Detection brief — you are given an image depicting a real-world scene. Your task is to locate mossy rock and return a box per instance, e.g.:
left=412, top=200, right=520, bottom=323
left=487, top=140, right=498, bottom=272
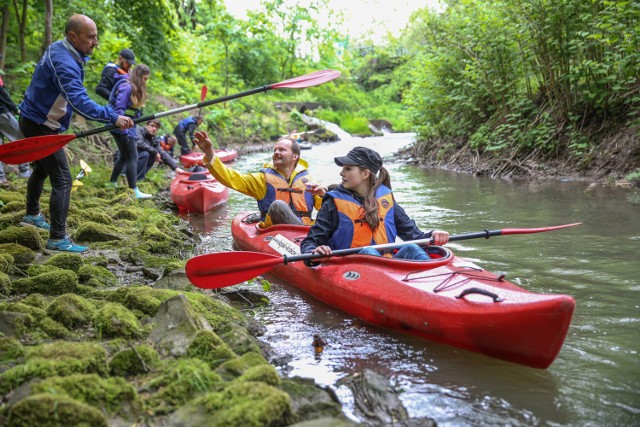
left=108, top=286, right=179, bottom=317
left=186, top=330, right=237, bottom=369
left=44, top=252, right=84, bottom=272
left=233, top=364, right=281, bottom=387
left=215, top=351, right=269, bottom=381
left=6, top=393, right=108, bottom=427
left=31, top=373, right=143, bottom=420
left=78, top=208, right=113, bottom=225
left=0, top=302, right=47, bottom=322
left=167, top=381, right=293, bottom=427
left=46, top=293, right=96, bottom=328
left=19, top=293, right=48, bottom=309
left=38, top=317, right=70, bottom=338
left=26, top=264, right=64, bottom=277
left=183, top=292, right=246, bottom=331
left=0, top=200, right=23, bottom=213
left=0, top=243, right=36, bottom=266
left=218, top=323, right=262, bottom=356
left=113, top=205, right=143, bottom=220
left=109, top=344, right=160, bottom=377
left=0, top=341, right=109, bottom=394
left=0, top=271, right=10, bottom=296
left=77, top=264, right=117, bottom=287
left=11, top=270, right=78, bottom=296
left=93, top=302, right=144, bottom=339
left=74, top=221, right=123, bottom=242
left=0, top=225, right=45, bottom=250
left=0, top=252, right=15, bottom=274
left=143, top=358, right=223, bottom=415
left=0, top=336, right=24, bottom=362
left=0, top=190, right=26, bottom=204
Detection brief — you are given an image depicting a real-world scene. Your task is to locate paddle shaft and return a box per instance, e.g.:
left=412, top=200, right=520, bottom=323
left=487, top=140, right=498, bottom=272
left=76, top=85, right=272, bottom=138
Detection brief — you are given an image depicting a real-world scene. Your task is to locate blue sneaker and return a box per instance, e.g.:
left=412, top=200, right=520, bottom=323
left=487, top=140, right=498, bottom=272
left=46, top=236, right=89, bottom=253
left=21, top=213, right=51, bottom=231
left=134, top=187, right=152, bottom=199
left=18, top=170, right=32, bottom=179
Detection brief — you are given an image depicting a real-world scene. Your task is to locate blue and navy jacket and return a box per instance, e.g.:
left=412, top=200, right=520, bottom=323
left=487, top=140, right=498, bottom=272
left=174, top=116, right=199, bottom=140
left=19, top=39, right=119, bottom=132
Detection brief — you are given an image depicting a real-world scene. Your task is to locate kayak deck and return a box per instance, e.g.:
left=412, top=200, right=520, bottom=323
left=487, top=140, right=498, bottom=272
left=170, top=171, right=229, bottom=213
left=231, top=212, right=575, bottom=368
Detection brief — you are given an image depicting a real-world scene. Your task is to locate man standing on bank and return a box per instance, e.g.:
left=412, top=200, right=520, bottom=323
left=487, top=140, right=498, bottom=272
left=19, top=14, right=134, bottom=253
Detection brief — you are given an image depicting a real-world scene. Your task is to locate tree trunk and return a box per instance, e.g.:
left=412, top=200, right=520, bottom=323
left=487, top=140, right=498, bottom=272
left=12, top=0, right=28, bottom=62
left=0, top=5, right=9, bottom=69
left=42, top=0, right=53, bottom=53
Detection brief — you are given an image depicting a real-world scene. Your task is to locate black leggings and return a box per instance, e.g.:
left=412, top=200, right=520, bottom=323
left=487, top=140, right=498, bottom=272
left=19, top=116, right=71, bottom=240
left=109, top=132, right=138, bottom=189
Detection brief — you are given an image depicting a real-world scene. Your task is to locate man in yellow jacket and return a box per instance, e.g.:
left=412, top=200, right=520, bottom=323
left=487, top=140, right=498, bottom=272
left=192, top=131, right=326, bottom=227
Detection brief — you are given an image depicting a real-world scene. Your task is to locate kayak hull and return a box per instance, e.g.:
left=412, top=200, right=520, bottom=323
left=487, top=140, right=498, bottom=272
left=170, top=171, right=229, bottom=214
left=180, top=149, right=238, bottom=168
left=231, top=211, right=575, bottom=369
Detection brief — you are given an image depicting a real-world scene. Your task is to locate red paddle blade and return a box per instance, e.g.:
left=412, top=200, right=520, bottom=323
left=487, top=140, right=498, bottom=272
left=501, top=222, right=582, bottom=235
left=200, top=85, right=208, bottom=102
left=271, top=69, right=341, bottom=89
left=0, top=133, right=77, bottom=164
left=186, top=251, right=284, bottom=289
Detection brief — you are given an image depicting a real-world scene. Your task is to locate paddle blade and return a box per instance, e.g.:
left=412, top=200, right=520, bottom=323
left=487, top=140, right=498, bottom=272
left=200, top=85, right=208, bottom=102
left=0, top=134, right=77, bottom=164
left=271, top=70, right=341, bottom=89
left=186, top=251, right=284, bottom=289
left=501, top=222, right=582, bottom=235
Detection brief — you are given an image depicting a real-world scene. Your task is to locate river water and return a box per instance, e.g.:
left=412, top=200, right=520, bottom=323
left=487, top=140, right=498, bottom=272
left=183, top=133, right=640, bottom=426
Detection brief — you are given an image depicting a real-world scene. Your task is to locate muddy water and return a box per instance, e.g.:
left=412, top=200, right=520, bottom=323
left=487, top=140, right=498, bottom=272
left=186, top=134, right=640, bottom=426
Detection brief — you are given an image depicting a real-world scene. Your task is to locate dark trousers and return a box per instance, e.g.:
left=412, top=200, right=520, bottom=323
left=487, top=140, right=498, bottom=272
left=109, top=132, right=138, bottom=189
left=136, top=151, right=155, bottom=180
left=174, top=129, right=190, bottom=155
left=19, top=116, right=70, bottom=239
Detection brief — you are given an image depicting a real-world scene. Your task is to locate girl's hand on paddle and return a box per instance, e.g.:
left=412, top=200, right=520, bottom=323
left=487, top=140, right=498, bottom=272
left=116, top=116, right=134, bottom=129
left=193, top=131, right=216, bottom=162
left=431, top=230, right=449, bottom=246
left=312, top=245, right=332, bottom=256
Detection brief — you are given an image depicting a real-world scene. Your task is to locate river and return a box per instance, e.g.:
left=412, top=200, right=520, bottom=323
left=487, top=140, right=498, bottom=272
left=182, top=133, right=640, bottom=426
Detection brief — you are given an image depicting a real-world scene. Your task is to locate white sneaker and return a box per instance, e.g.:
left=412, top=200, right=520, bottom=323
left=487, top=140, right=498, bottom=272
left=134, top=187, right=152, bottom=199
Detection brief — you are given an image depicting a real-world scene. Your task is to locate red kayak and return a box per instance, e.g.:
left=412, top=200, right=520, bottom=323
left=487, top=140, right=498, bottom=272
left=230, top=211, right=575, bottom=369
left=180, top=149, right=238, bottom=168
left=170, top=171, right=229, bottom=214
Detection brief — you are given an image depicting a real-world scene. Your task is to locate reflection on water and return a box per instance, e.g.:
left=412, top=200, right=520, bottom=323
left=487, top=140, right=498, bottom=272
left=184, top=133, right=640, bottom=426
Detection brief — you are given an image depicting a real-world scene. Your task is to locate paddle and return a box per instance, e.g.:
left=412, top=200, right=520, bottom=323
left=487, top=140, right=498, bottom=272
left=186, top=222, right=581, bottom=289
left=0, top=69, right=341, bottom=164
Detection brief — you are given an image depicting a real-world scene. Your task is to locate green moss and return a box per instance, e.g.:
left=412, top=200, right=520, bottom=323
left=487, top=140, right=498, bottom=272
left=0, top=252, right=14, bottom=274
left=38, top=317, right=70, bottom=338
left=0, top=190, right=25, bottom=204
left=0, top=243, right=36, bottom=266
left=80, top=208, right=113, bottom=225
left=77, top=264, right=117, bottom=287
left=32, top=373, right=143, bottom=419
left=144, top=358, right=223, bottom=415
left=215, top=351, right=269, bottom=381
left=0, top=271, right=10, bottom=295
left=109, top=344, right=160, bottom=377
left=0, top=200, right=23, bottom=213
left=46, top=293, right=96, bottom=328
left=93, top=302, right=143, bottom=339
left=218, top=323, right=262, bottom=355
left=0, top=337, right=24, bottom=362
left=74, top=221, right=123, bottom=242
left=183, top=292, right=245, bottom=331
left=172, top=381, right=292, bottom=427
left=234, top=364, right=281, bottom=387
left=7, top=393, right=108, bottom=427
left=186, top=330, right=237, bottom=369
left=0, top=225, right=45, bottom=250
left=44, top=252, right=84, bottom=273
left=26, top=264, right=64, bottom=277
left=113, top=205, right=143, bottom=220
left=0, top=342, right=108, bottom=394
left=108, top=286, right=179, bottom=316
left=20, top=293, right=48, bottom=309
left=11, top=270, right=78, bottom=295
left=0, top=302, right=47, bottom=321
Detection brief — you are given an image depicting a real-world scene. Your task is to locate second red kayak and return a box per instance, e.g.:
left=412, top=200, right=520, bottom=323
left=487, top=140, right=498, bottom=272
left=170, top=170, right=229, bottom=214
left=180, top=149, right=238, bottom=168
left=229, top=211, right=575, bottom=369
